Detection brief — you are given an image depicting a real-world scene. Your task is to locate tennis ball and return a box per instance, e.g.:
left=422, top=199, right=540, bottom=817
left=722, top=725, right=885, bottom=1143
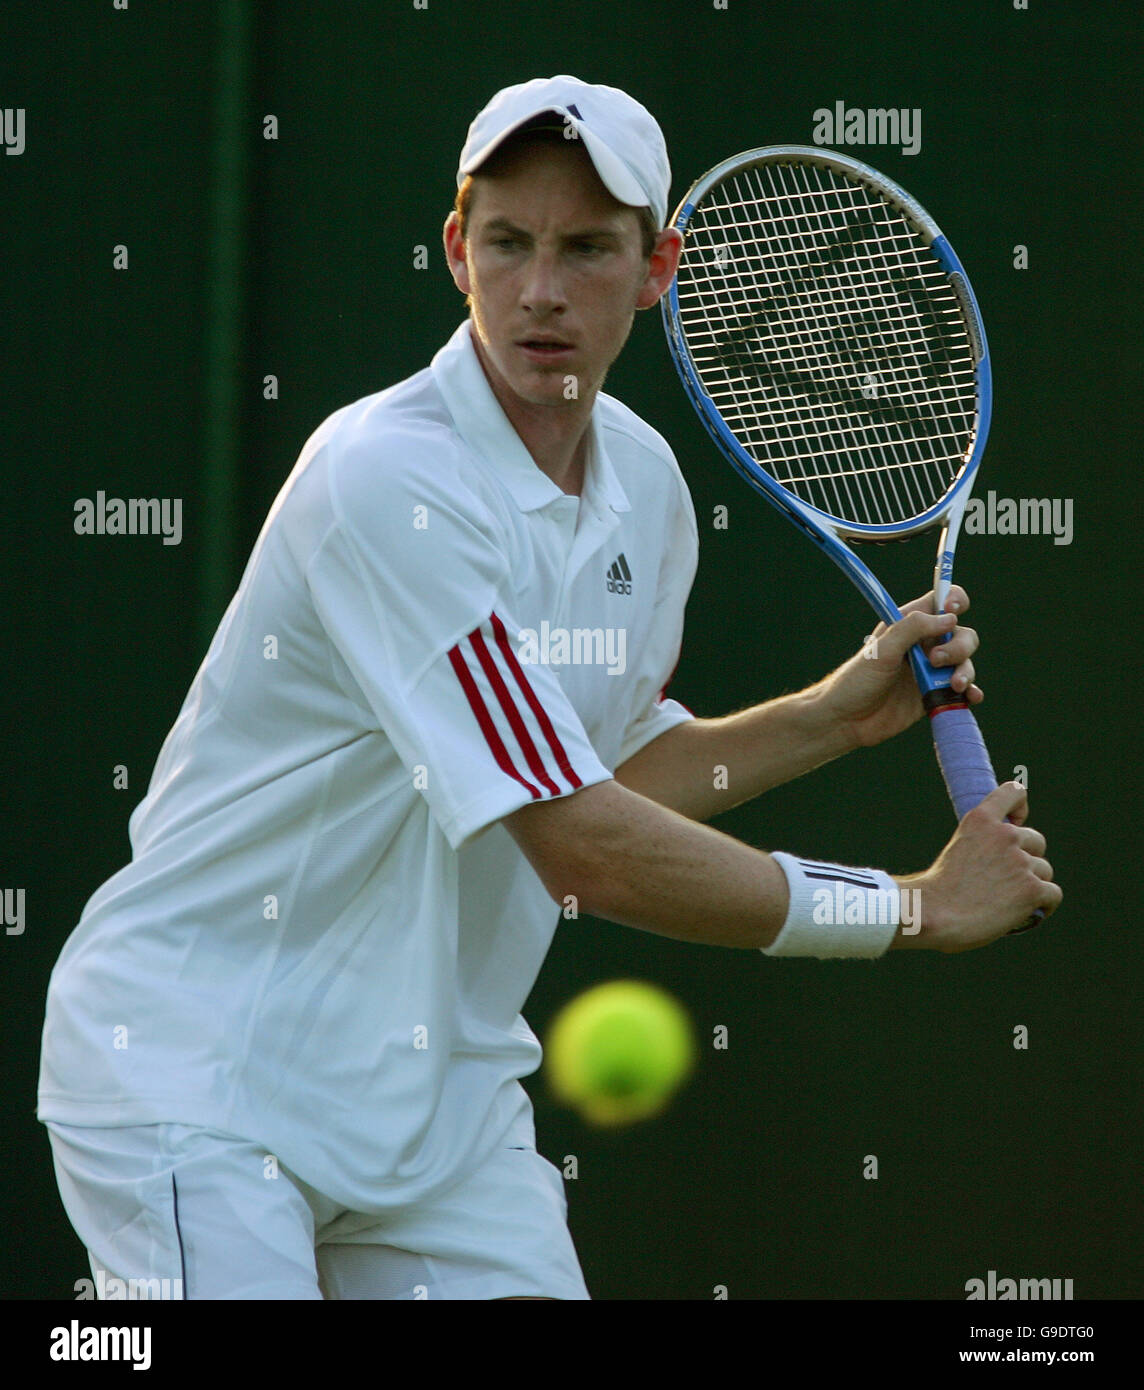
left=544, top=980, right=696, bottom=1127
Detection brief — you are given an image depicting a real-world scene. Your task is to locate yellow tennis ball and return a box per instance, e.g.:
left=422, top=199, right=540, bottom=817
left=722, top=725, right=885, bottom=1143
left=545, top=980, right=696, bottom=1127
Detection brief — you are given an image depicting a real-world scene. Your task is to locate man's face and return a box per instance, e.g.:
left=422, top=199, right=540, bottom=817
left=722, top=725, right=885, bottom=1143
left=445, top=141, right=674, bottom=411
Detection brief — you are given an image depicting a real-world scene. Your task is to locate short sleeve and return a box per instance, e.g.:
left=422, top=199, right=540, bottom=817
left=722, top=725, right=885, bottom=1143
left=304, top=439, right=613, bottom=848
left=616, top=466, right=699, bottom=767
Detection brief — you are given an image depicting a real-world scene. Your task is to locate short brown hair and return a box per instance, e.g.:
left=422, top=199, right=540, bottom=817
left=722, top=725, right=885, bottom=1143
left=453, top=120, right=660, bottom=260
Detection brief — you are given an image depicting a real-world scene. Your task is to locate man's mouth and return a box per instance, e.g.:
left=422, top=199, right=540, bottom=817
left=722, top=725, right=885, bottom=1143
left=516, top=338, right=574, bottom=356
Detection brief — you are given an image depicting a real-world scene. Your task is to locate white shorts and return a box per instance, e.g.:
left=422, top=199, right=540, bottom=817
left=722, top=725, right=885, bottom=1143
left=45, top=1121, right=590, bottom=1300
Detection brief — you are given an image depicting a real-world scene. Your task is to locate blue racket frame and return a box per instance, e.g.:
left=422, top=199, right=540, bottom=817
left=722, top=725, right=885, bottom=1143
left=662, top=151, right=991, bottom=700
left=662, top=147, right=1013, bottom=831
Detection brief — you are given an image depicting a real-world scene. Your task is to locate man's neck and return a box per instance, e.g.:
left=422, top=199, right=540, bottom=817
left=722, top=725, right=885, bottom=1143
left=471, top=330, right=594, bottom=497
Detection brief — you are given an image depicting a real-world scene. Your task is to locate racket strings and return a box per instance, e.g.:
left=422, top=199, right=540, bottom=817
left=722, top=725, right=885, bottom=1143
left=676, top=160, right=978, bottom=527
left=754, top=161, right=957, bottom=525
left=724, top=163, right=952, bottom=525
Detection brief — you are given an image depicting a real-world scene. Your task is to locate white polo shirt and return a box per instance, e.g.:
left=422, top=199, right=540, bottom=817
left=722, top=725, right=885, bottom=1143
left=38, top=319, right=699, bottom=1213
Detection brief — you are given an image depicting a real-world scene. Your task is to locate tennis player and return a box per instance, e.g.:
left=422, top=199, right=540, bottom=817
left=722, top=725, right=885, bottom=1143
left=38, top=76, right=1059, bottom=1302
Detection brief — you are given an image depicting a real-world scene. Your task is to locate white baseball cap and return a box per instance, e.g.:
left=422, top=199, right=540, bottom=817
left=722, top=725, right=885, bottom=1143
left=457, top=75, right=671, bottom=229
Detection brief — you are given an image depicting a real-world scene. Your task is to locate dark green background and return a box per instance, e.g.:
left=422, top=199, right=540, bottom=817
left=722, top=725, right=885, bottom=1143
left=3, top=0, right=1139, bottom=1301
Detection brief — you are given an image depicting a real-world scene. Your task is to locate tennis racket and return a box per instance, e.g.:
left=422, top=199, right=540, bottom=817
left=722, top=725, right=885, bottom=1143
left=663, top=146, right=1034, bottom=910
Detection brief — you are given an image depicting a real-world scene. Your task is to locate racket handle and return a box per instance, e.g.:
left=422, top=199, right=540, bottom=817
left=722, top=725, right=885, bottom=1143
left=924, top=691, right=1045, bottom=931
left=924, top=693, right=997, bottom=820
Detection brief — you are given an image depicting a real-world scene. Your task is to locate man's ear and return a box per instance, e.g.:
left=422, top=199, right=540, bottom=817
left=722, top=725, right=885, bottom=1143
left=635, top=227, right=682, bottom=311
left=443, top=211, right=472, bottom=297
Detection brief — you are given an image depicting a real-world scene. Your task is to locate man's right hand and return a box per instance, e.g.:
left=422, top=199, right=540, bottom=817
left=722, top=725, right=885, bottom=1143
left=893, top=782, right=1061, bottom=953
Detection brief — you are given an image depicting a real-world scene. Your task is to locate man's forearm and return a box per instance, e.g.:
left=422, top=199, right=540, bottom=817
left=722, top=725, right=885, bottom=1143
left=510, top=778, right=929, bottom=953
left=614, top=683, right=858, bottom=821
left=513, top=779, right=793, bottom=949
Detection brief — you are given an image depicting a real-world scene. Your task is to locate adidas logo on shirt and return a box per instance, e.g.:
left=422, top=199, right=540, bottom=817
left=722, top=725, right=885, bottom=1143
left=605, top=554, right=632, bottom=595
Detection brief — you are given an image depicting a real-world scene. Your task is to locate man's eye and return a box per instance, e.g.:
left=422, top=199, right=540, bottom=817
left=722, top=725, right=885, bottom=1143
left=571, top=242, right=603, bottom=256
left=492, top=237, right=521, bottom=250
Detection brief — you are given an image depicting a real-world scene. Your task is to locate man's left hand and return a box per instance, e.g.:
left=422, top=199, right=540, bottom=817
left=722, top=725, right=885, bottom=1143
left=818, top=586, right=981, bottom=750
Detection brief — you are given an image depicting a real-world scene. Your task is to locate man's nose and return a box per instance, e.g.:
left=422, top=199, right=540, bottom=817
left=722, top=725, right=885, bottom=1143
left=520, top=249, right=567, bottom=314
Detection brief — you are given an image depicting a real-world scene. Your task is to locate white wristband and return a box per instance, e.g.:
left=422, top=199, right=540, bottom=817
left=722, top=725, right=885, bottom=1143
left=763, top=853, right=901, bottom=959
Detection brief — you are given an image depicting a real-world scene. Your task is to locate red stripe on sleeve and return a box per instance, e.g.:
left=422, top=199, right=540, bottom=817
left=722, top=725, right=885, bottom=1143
left=447, top=644, right=541, bottom=800
left=489, top=612, right=584, bottom=791
left=468, top=626, right=562, bottom=797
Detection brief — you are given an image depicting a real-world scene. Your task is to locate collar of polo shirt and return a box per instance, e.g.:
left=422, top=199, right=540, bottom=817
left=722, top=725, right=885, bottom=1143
left=431, top=320, right=632, bottom=522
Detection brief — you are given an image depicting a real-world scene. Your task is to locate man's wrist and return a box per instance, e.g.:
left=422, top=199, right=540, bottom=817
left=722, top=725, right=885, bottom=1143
left=887, top=874, right=938, bottom=950
left=795, top=681, right=864, bottom=762
left=762, top=853, right=900, bottom=959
